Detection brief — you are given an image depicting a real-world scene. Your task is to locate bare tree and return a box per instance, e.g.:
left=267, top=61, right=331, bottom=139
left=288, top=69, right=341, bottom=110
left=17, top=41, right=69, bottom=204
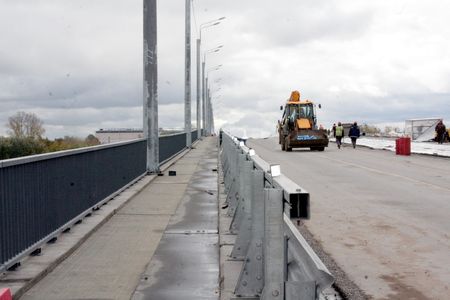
left=384, top=126, right=393, bottom=135
left=7, top=111, right=45, bottom=139
left=360, top=124, right=381, bottom=135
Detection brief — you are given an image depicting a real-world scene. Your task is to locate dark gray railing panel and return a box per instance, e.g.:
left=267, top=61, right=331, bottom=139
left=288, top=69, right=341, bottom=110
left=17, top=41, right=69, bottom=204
left=159, top=130, right=200, bottom=163
left=159, top=133, right=186, bottom=163
left=0, top=130, right=201, bottom=268
left=0, top=141, right=146, bottom=266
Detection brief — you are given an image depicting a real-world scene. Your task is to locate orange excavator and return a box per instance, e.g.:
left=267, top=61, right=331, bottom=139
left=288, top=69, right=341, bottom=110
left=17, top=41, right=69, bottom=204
left=278, top=90, right=329, bottom=151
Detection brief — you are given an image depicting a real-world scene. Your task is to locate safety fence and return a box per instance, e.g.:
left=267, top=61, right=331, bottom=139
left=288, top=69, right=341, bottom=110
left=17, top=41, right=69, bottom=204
left=0, top=130, right=200, bottom=271
left=220, top=130, right=334, bottom=300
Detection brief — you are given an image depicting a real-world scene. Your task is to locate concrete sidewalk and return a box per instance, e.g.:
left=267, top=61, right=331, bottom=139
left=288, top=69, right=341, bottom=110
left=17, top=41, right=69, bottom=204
left=20, top=137, right=219, bottom=300
left=132, top=138, right=219, bottom=300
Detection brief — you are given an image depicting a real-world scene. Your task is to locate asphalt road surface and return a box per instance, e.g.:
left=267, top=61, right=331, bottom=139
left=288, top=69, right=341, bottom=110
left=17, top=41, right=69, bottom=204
left=247, top=137, right=450, bottom=300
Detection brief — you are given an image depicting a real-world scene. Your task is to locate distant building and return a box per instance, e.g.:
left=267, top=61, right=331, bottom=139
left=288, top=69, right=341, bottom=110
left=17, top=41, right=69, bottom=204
left=95, top=128, right=143, bottom=144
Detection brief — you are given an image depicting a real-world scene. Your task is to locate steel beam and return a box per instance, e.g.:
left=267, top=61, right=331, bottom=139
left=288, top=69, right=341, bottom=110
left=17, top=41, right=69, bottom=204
left=261, top=188, right=284, bottom=300
left=234, top=169, right=265, bottom=297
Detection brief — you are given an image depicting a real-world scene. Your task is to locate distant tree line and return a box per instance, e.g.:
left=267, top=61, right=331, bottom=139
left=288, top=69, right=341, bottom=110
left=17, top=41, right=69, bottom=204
left=360, top=124, right=381, bottom=136
left=1, top=111, right=100, bottom=160
left=359, top=124, right=402, bottom=136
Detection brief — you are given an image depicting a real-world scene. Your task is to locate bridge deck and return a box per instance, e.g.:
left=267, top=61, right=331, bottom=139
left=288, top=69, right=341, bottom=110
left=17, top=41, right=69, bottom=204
left=20, top=137, right=219, bottom=300
left=248, top=137, right=450, bottom=299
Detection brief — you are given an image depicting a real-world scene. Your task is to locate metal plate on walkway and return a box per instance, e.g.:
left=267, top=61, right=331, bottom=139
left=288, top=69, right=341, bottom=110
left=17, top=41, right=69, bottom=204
left=132, top=141, right=219, bottom=300
left=165, top=160, right=218, bottom=234
left=164, top=189, right=218, bottom=234
left=132, top=234, right=219, bottom=300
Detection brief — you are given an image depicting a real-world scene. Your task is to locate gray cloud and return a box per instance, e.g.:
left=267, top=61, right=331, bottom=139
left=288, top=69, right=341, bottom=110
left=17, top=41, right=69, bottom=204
left=1, top=0, right=449, bottom=139
left=237, top=2, right=374, bottom=47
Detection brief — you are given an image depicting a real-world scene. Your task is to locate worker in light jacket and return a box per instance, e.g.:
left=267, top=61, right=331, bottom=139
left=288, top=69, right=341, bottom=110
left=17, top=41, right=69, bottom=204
left=349, top=122, right=361, bottom=149
left=335, top=122, right=344, bottom=149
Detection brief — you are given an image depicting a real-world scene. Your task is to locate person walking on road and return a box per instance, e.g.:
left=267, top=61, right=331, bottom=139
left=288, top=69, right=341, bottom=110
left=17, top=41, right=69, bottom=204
left=332, top=123, right=336, bottom=138
left=349, top=122, right=361, bottom=149
left=335, top=122, right=344, bottom=149
left=435, top=120, right=446, bottom=144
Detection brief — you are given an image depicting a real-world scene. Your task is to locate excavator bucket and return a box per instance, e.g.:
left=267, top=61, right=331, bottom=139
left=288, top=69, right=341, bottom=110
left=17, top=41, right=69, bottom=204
left=287, top=129, right=328, bottom=149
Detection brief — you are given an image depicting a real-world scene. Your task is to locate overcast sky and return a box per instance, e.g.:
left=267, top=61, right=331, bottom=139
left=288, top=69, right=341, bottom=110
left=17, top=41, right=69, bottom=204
left=1, top=0, right=449, bottom=138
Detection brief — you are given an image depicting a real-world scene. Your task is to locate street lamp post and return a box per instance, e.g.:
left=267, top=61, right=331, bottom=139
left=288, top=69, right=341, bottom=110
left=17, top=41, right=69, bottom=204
left=202, top=59, right=206, bottom=135
left=205, top=64, right=222, bottom=135
left=208, top=92, right=221, bottom=136
left=143, top=0, right=159, bottom=173
left=197, top=17, right=225, bottom=137
left=196, top=38, right=201, bottom=138
left=207, top=87, right=211, bottom=135
left=208, top=92, right=216, bottom=135
left=184, top=0, right=192, bottom=147
left=211, top=100, right=215, bottom=134
left=202, top=48, right=222, bottom=135
left=205, top=76, right=208, bottom=134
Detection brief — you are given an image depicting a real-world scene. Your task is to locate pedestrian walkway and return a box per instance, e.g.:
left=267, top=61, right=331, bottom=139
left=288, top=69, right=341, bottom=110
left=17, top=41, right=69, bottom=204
left=21, top=137, right=219, bottom=300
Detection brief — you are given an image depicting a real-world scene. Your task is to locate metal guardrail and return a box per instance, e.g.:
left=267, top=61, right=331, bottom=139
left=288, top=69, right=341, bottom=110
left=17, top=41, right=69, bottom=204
left=0, top=130, right=200, bottom=271
left=219, top=130, right=334, bottom=300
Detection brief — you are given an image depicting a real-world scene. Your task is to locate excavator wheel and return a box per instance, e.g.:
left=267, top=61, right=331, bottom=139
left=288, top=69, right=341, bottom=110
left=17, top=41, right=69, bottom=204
left=280, top=135, right=286, bottom=151
left=285, top=139, right=292, bottom=152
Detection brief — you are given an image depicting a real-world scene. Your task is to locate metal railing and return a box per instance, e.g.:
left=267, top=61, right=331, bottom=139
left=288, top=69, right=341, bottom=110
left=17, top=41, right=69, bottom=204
left=0, top=130, right=200, bottom=271
left=220, top=130, right=334, bottom=300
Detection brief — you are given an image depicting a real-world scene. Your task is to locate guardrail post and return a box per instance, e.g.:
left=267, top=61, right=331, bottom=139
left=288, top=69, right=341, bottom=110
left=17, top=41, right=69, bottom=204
left=222, top=139, right=233, bottom=194
left=226, top=144, right=241, bottom=217
left=224, top=138, right=237, bottom=193
left=234, top=169, right=265, bottom=297
left=220, top=138, right=231, bottom=193
left=229, top=153, right=248, bottom=233
left=261, top=188, right=285, bottom=300
left=230, top=158, right=254, bottom=259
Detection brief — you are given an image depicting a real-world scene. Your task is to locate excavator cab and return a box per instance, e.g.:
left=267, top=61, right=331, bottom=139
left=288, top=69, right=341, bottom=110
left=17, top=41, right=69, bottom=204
left=285, top=102, right=316, bottom=130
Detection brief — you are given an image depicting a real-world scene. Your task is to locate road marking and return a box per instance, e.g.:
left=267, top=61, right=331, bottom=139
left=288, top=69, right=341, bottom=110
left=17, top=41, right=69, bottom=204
left=250, top=138, right=450, bottom=192
left=318, top=155, right=450, bottom=192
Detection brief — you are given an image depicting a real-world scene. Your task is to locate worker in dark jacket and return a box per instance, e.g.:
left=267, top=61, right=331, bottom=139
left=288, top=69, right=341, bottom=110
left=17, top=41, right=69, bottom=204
left=435, top=120, right=446, bottom=144
left=348, top=122, right=360, bottom=149
left=335, top=122, right=344, bottom=149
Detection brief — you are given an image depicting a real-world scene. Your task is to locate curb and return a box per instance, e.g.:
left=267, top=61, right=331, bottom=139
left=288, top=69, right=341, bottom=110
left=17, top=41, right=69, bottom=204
left=330, top=140, right=450, bottom=158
